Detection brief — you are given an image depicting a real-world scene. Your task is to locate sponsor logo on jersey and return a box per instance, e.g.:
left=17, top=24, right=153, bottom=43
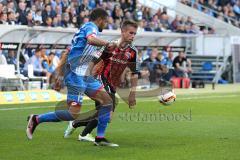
left=110, top=57, right=127, bottom=64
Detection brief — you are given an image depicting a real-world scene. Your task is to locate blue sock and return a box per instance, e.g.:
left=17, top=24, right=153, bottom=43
left=97, top=104, right=112, bottom=138
left=37, top=110, right=74, bottom=123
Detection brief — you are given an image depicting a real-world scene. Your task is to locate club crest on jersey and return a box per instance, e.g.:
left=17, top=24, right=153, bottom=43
left=125, top=52, right=131, bottom=59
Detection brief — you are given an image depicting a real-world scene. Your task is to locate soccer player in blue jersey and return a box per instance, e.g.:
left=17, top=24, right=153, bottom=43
left=63, top=20, right=139, bottom=143
left=26, top=8, right=118, bottom=147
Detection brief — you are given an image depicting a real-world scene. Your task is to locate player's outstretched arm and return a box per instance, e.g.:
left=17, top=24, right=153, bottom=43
left=128, top=73, right=138, bottom=109
left=87, top=36, right=117, bottom=50
left=56, top=50, right=68, bottom=76
left=87, top=36, right=108, bottom=46
left=52, top=50, right=68, bottom=91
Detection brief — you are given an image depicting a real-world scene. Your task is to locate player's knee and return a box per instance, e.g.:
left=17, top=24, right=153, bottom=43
left=101, top=95, right=113, bottom=105
left=93, top=90, right=113, bottom=105
left=68, top=101, right=82, bottom=119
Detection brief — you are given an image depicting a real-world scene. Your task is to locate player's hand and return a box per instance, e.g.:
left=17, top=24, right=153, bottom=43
left=54, top=76, right=64, bottom=92
left=128, top=91, right=136, bottom=109
left=106, top=42, right=117, bottom=51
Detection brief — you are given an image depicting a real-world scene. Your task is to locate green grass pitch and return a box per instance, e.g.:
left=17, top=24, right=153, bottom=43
left=0, top=85, right=240, bottom=160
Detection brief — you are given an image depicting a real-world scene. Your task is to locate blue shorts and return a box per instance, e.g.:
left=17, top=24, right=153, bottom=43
left=64, top=71, right=103, bottom=104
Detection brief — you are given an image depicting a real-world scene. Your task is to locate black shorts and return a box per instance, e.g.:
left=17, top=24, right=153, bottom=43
left=95, top=75, right=117, bottom=112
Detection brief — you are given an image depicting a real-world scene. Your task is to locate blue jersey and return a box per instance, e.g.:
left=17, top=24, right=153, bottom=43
left=68, top=22, right=99, bottom=76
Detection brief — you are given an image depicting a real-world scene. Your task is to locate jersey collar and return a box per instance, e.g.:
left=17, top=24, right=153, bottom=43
left=116, top=38, right=132, bottom=51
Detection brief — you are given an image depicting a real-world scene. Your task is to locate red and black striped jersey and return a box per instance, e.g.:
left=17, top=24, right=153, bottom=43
left=94, top=44, right=138, bottom=89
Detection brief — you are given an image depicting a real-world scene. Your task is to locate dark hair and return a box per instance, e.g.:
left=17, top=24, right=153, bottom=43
left=89, top=8, right=108, bottom=21
left=45, top=3, right=51, bottom=8
left=35, top=48, right=41, bottom=53
left=49, top=52, right=55, bottom=56
left=121, top=20, right=138, bottom=29
left=7, top=11, right=14, bottom=16
left=26, top=11, right=32, bottom=16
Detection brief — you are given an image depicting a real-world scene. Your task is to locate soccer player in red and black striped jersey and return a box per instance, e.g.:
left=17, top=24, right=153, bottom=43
left=64, top=20, right=139, bottom=146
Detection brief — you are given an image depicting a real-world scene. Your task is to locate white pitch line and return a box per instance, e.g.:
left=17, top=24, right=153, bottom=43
left=178, top=94, right=238, bottom=100
left=0, top=94, right=238, bottom=111
left=0, top=105, right=55, bottom=111
left=137, top=94, right=239, bottom=101
left=0, top=103, right=94, bottom=111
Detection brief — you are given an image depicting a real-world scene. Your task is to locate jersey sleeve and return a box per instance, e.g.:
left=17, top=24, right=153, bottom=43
left=92, top=46, right=105, bottom=64
left=85, top=24, right=98, bottom=38
left=128, top=48, right=140, bottom=74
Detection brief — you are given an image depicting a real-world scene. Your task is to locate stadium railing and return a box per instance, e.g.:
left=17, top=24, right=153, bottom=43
left=0, top=25, right=197, bottom=91
left=1, top=25, right=238, bottom=91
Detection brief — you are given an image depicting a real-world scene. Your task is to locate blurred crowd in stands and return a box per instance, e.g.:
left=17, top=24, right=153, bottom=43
left=2, top=0, right=225, bottom=89
left=180, top=0, right=240, bottom=28
left=1, top=0, right=237, bottom=90
left=0, top=0, right=215, bottom=34
left=139, top=47, right=192, bottom=87
left=0, top=48, right=61, bottom=78
left=0, top=46, right=192, bottom=89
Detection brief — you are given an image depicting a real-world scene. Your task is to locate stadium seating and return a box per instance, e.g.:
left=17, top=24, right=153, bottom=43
left=180, top=0, right=240, bottom=28
left=0, top=64, right=27, bottom=90
left=27, top=64, right=47, bottom=90
left=0, top=0, right=235, bottom=90
left=0, top=0, right=213, bottom=34
left=187, top=54, right=224, bottom=83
